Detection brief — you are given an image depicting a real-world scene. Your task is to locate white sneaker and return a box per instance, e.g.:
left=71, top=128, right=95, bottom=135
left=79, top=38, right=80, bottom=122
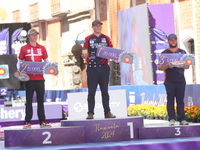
left=180, top=120, right=189, bottom=125
left=169, top=119, right=175, bottom=126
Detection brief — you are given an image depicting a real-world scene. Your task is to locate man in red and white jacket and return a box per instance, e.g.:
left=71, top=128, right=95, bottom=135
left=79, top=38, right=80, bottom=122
left=18, top=29, right=51, bottom=129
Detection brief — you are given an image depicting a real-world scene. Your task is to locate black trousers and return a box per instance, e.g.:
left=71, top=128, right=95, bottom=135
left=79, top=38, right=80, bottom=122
left=86, top=66, right=111, bottom=115
left=164, top=82, right=186, bottom=122
left=24, top=80, right=46, bottom=123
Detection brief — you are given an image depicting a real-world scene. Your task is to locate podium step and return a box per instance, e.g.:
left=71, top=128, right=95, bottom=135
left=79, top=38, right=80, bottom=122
left=139, top=124, right=200, bottom=139
left=61, top=116, right=143, bottom=143
left=4, top=126, right=85, bottom=147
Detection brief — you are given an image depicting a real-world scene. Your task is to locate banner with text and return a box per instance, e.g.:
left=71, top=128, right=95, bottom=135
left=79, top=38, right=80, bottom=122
left=20, top=61, right=58, bottom=75
left=158, top=54, right=195, bottom=65
left=96, top=46, right=134, bottom=64
left=0, top=28, right=9, bottom=55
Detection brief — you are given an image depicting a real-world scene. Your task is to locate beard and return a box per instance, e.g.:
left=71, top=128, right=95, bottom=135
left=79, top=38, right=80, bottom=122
left=169, top=43, right=177, bottom=48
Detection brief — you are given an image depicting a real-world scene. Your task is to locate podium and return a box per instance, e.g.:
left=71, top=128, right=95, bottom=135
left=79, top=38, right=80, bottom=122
left=4, top=126, right=85, bottom=147
left=61, top=117, right=143, bottom=143
left=4, top=117, right=143, bottom=147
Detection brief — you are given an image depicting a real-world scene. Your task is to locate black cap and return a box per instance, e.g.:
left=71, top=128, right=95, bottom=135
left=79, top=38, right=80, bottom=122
left=92, top=20, right=103, bottom=26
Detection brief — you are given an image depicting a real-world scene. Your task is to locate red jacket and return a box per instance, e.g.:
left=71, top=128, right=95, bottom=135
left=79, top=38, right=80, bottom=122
left=18, top=43, right=48, bottom=80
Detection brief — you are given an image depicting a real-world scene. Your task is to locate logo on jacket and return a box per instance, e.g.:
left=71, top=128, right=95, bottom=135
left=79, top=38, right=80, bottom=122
left=37, top=49, right=42, bottom=54
left=90, top=39, right=95, bottom=43
left=101, top=38, right=106, bottom=43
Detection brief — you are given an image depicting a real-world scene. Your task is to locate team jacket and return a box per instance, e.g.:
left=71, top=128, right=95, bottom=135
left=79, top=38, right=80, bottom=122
left=162, top=48, right=186, bottom=83
left=83, top=33, right=113, bottom=67
left=18, top=43, right=48, bottom=80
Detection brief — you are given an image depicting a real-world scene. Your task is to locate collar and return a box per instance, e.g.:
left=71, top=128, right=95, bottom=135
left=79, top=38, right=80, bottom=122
left=93, top=33, right=103, bottom=37
left=28, top=42, right=38, bottom=48
left=168, top=47, right=178, bottom=53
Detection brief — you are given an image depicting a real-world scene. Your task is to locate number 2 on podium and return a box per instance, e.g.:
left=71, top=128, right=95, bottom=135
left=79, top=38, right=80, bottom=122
left=127, top=122, right=134, bottom=139
left=42, top=131, right=52, bottom=144
left=0, top=88, right=7, bottom=96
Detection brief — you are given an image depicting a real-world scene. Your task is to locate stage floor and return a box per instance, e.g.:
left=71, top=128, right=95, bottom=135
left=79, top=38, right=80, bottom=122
left=1, top=119, right=200, bottom=150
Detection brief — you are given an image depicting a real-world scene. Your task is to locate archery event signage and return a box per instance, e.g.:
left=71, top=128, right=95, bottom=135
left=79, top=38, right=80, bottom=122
left=0, top=65, right=9, bottom=79
left=20, top=61, right=58, bottom=75
left=158, top=54, right=195, bottom=66
left=96, top=46, right=134, bottom=64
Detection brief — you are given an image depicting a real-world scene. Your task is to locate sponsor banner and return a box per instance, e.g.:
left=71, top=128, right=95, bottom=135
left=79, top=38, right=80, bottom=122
left=96, top=46, right=134, bottom=64
left=68, top=89, right=127, bottom=120
left=118, top=4, right=153, bottom=85
left=149, top=3, right=175, bottom=84
left=158, top=54, right=195, bottom=65
left=11, top=28, right=27, bottom=55
left=20, top=61, right=58, bottom=75
left=9, top=84, right=200, bottom=110
left=0, top=28, right=9, bottom=55
left=0, top=104, right=62, bottom=122
left=0, top=64, right=9, bottom=79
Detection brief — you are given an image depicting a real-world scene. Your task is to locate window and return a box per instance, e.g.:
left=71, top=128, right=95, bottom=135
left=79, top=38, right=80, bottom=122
left=12, top=10, right=20, bottom=22
left=51, top=0, right=60, bottom=14
left=29, top=3, right=39, bottom=21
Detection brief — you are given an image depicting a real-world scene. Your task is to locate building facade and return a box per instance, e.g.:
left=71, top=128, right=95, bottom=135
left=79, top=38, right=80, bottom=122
left=0, top=0, right=199, bottom=89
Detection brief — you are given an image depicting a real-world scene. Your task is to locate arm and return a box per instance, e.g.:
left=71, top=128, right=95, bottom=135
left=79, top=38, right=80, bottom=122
left=44, top=58, right=49, bottom=62
left=16, top=59, right=23, bottom=72
left=177, top=65, right=189, bottom=69
left=105, top=35, right=113, bottom=48
left=81, top=37, right=88, bottom=59
left=158, top=63, right=190, bottom=70
left=17, top=47, right=25, bottom=72
left=42, top=46, right=48, bottom=61
left=158, top=63, right=174, bottom=70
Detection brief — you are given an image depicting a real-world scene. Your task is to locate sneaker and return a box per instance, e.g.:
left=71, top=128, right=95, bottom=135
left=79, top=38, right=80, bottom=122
left=86, top=113, right=94, bottom=119
left=169, top=119, right=175, bottom=126
left=180, top=120, right=189, bottom=125
left=23, top=122, right=31, bottom=129
left=105, top=112, right=116, bottom=118
left=40, top=121, right=51, bottom=128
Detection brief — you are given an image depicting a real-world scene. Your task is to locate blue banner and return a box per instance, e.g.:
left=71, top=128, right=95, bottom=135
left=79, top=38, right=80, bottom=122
left=0, top=28, right=9, bottom=55
left=9, top=84, right=200, bottom=108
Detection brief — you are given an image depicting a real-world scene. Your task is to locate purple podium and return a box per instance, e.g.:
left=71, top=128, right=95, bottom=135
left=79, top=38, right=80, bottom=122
left=139, top=124, right=200, bottom=139
left=61, top=116, right=143, bottom=143
left=4, top=126, right=85, bottom=147
left=0, top=99, right=7, bottom=105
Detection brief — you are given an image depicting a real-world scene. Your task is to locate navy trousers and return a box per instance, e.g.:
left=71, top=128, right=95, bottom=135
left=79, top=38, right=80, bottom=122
left=25, top=80, right=46, bottom=123
left=86, top=66, right=111, bottom=115
left=164, top=82, right=186, bottom=121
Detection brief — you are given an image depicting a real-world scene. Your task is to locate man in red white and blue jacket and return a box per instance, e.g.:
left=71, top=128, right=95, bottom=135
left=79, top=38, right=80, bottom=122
left=82, top=20, right=116, bottom=119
